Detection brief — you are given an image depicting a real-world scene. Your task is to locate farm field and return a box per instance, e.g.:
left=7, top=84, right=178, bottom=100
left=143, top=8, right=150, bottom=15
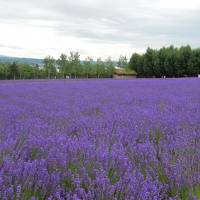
left=0, top=79, right=200, bottom=199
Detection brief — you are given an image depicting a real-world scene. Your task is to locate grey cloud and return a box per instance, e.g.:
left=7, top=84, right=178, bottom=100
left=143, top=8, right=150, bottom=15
left=0, top=0, right=200, bottom=55
left=0, top=43, right=23, bottom=50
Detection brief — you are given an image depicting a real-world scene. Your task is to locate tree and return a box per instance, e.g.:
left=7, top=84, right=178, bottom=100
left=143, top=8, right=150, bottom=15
left=43, top=56, right=56, bottom=79
left=105, top=57, right=115, bottom=77
left=155, top=47, right=167, bottom=77
left=188, top=48, right=200, bottom=76
left=34, top=64, right=40, bottom=79
left=129, top=53, right=144, bottom=77
left=83, top=57, right=94, bottom=78
left=0, top=64, right=4, bottom=79
left=18, top=64, right=34, bottom=79
left=164, top=46, right=179, bottom=77
left=177, top=45, right=192, bottom=76
left=57, top=54, right=69, bottom=78
left=9, top=62, right=19, bottom=80
left=68, top=52, right=81, bottom=78
left=117, top=56, right=128, bottom=69
left=0, top=63, right=9, bottom=80
left=96, top=58, right=105, bottom=78
left=143, top=47, right=156, bottom=77
left=129, top=45, right=197, bottom=78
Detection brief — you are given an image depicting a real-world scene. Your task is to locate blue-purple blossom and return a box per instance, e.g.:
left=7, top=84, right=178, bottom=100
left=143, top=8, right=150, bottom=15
left=0, top=78, right=199, bottom=199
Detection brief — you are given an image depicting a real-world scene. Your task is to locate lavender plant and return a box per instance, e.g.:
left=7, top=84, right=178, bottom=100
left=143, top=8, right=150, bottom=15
left=0, top=79, right=199, bottom=199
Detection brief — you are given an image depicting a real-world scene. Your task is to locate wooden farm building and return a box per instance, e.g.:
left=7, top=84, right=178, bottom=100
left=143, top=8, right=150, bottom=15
left=113, top=68, right=137, bottom=79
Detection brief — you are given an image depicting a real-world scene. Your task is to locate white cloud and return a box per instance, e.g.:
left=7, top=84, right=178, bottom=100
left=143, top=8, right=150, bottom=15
left=0, top=0, right=199, bottom=59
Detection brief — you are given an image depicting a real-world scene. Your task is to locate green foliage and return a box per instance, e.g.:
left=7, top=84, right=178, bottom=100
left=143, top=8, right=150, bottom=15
left=129, top=53, right=144, bottom=77
left=9, top=62, right=19, bottom=79
left=68, top=162, right=78, bottom=173
left=29, top=148, right=43, bottom=160
left=188, top=49, right=200, bottom=76
left=21, top=189, right=42, bottom=200
left=169, top=185, right=200, bottom=200
left=61, top=177, right=75, bottom=192
left=156, top=163, right=168, bottom=184
left=1, top=45, right=199, bottom=79
left=193, top=185, right=200, bottom=198
left=155, top=129, right=162, bottom=145
left=143, top=47, right=157, bottom=77
left=108, top=168, right=120, bottom=185
left=129, top=45, right=200, bottom=77
left=82, top=57, right=94, bottom=78
left=68, top=52, right=81, bottom=78
left=43, top=55, right=56, bottom=78
left=13, top=186, right=43, bottom=200
left=0, top=63, right=10, bottom=79
left=117, top=55, right=128, bottom=68
left=18, top=64, right=36, bottom=79
left=57, top=53, right=70, bottom=78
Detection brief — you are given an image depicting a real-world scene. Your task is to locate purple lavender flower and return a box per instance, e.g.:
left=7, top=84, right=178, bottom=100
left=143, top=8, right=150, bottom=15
left=0, top=78, right=199, bottom=199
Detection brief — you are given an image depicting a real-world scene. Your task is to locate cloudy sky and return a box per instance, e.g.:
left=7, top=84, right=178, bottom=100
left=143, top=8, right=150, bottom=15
left=0, top=0, right=200, bottom=60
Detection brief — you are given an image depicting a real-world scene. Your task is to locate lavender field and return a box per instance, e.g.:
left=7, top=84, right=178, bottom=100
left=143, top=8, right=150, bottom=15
left=0, top=79, right=200, bottom=200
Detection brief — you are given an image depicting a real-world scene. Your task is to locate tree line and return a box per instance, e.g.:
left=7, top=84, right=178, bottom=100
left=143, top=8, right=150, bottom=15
left=1, top=45, right=200, bottom=80
left=44, top=52, right=118, bottom=79
left=0, top=62, right=41, bottom=80
left=0, top=53, right=129, bottom=80
left=129, top=45, right=200, bottom=77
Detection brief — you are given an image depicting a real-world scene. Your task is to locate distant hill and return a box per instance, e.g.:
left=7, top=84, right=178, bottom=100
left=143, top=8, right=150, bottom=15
left=0, top=55, right=118, bottom=66
left=0, top=55, right=43, bottom=65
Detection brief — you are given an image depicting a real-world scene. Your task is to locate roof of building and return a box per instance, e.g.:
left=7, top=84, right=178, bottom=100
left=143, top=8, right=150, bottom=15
left=114, top=68, right=137, bottom=76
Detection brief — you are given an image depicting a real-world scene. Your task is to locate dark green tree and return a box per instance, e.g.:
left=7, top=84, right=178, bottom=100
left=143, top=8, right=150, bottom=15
left=164, top=46, right=179, bottom=77
left=129, top=53, right=144, bottom=77
left=143, top=47, right=156, bottom=77
left=177, top=45, right=192, bottom=76
left=9, top=62, right=19, bottom=80
left=188, top=48, right=200, bottom=76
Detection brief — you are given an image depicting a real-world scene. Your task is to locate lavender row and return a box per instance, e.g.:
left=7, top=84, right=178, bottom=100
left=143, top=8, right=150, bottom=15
left=0, top=79, right=199, bottom=199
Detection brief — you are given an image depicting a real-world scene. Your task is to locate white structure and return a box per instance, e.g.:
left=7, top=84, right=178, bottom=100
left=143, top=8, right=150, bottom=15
left=114, top=66, right=121, bottom=70
left=198, top=74, right=200, bottom=78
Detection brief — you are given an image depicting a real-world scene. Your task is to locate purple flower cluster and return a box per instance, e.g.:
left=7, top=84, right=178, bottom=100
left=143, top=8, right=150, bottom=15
left=0, top=79, right=199, bottom=199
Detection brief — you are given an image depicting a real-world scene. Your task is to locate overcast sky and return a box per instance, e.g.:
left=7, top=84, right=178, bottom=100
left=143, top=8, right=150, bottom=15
left=0, top=0, right=200, bottom=60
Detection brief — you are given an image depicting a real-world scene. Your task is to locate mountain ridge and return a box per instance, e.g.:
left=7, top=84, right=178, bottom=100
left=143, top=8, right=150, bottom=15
left=0, top=55, right=43, bottom=65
